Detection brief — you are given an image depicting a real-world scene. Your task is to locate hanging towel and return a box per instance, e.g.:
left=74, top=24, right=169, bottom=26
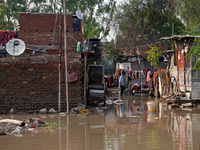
left=147, top=71, right=151, bottom=82
left=77, top=42, right=81, bottom=52
left=145, top=68, right=149, bottom=85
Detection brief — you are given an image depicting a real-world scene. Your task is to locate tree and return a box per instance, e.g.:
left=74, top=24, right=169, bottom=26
left=102, top=41, right=121, bottom=62
left=0, top=0, right=55, bottom=30
left=0, top=0, right=30, bottom=30
left=114, top=0, right=184, bottom=51
left=185, top=25, right=200, bottom=71
left=101, top=55, right=115, bottom=75
left=0, top=0, right=116, bottom=40
left=64, top=0, right=116, bottom=39
left=177, top=0, right=200, bottom=32
left=175, top=0, right=200, bottom=71
left=146, top=45, right=163, bottom=69
left=191, top=38, right=200, bottom=71
left=146, top=45, right=163, bottom=95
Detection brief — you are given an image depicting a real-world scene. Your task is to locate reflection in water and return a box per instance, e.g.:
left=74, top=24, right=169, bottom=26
left=115, top=104, right=125, bottom=117
left=1, top=93, right=200, bottom=150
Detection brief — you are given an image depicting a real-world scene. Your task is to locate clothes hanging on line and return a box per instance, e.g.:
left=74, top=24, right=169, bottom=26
left=145, top=68, right=149, bottom=85
left=146, top=71, right=151, bottom=82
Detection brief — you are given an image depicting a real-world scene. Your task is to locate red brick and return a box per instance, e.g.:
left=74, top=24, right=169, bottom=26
left=0, top=13, right=85, bottom=113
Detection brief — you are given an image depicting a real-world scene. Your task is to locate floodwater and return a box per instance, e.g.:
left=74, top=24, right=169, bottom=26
left=1, top=90, right=200, bottom=150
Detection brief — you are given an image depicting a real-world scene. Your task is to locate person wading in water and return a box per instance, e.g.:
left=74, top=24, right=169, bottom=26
left=119, top=71, right=126, bottom=97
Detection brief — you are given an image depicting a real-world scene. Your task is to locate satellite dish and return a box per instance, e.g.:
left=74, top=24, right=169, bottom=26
left=6, top=38, right=26, bottom=56
left=76, top=10, right=83, bottom=19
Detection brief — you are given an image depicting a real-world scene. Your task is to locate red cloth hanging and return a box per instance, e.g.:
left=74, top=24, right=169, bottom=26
left=0, top=30, right=17, bottom=46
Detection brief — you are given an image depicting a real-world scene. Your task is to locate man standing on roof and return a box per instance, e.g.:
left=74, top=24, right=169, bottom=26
left=119, top=71, right=126, bottom=97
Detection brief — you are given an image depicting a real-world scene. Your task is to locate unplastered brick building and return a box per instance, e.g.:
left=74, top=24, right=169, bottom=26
left=0, top=13, right=85, bottom=113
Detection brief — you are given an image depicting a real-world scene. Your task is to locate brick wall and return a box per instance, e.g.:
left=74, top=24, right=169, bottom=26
left=18, top=13, right=84, bottom=48
left=0, top=13, right=84, bottom=113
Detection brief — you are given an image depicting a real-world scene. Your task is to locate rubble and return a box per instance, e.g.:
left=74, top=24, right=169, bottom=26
left=114, top=100, right=124, bottom=104
left=0, top=122, right=24, bottom=136
left=181, top=102, right=193, bottom=108
left=0, top=130, right=6, bottom=135
left=95, top=108, right=104, bottom=113
left=30, top=118, right=46, bottom=127
left=100, top=106, right=110, bottom=110
left=160, top=91, right=199, bottom=111
left=39, top=108, right=47, bottom=114
left=181, top=108, right=193, bottom=111
left=10, top=109, right=16, bottom=114
left=48, top=108, right=57, bottom=114
left=168, top=104, right=179, bottom=110
left=105, top=100, right=113, bottom=105
left=186, top=114, right=191, bottom=120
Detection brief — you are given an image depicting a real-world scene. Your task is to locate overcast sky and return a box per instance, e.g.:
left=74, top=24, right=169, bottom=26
left=102, top=0, right=126, bottom=42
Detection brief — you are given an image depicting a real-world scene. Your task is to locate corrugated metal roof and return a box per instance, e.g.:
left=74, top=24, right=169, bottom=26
left=160, top=35, right=200, bottom=40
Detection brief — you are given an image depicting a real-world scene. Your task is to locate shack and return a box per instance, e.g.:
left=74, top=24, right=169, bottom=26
left=161, top=35, right=200, bottom=100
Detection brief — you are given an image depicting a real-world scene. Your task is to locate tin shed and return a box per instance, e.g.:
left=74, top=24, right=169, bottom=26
left=161, top=35, right=200, bottom=100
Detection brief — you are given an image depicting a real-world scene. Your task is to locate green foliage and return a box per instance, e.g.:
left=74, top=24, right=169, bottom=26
left=194, top=58, right=200, bottom=71
left=146, top=45, right=163, bottom=69
left=84, top=23, right=101, bottom=39
left=177, top=0, right=200, bottom=32
left=102, top=42, right=120, bottom=62
left=101, top=56, right=115, bottom=75
left=101, top=42, right=121, bottom=74
left=115, top=0, right=185, bottom=50
left=184, top=24, right=200, bottom=71
left=63, top=0, right=116, bottom=39
left=0, top=0, right=30, bottom=30
left=190, top=37, right=200, bottom=71
left=0, top=0, right=115, bottom=40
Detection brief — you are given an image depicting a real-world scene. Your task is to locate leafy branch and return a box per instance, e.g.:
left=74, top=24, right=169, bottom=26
left=146, top=45, right=163, bottom=69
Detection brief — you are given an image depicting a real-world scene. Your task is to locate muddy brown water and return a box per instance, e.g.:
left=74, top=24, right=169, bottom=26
left=1, top=91, right=200, bottom=150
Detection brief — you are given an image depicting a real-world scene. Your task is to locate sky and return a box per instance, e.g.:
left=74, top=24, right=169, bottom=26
left=101, top=0, right=125, bottom=42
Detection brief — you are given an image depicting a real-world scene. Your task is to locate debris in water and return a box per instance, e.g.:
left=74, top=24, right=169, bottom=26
left=30, top=118, right=45, bottom=127
left=105, top=100, right=113, bottom=105
left=114, top=100, right=124, bottom=104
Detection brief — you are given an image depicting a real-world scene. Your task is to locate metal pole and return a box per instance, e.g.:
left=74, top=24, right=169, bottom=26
left=58, top=8, right=62, bottom=112
left=63, top=0, right=69, bottom=113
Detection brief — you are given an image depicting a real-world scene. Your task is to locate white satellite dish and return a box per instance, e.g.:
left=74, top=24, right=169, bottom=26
left=76, top=10, right=83, bottom=19
left=6, top=38, right=26, bottom=56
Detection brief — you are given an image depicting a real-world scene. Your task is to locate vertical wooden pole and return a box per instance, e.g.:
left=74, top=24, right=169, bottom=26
left=58, top=8, right=62, bottom=112
left=63, top=0, right=69, bottom=113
